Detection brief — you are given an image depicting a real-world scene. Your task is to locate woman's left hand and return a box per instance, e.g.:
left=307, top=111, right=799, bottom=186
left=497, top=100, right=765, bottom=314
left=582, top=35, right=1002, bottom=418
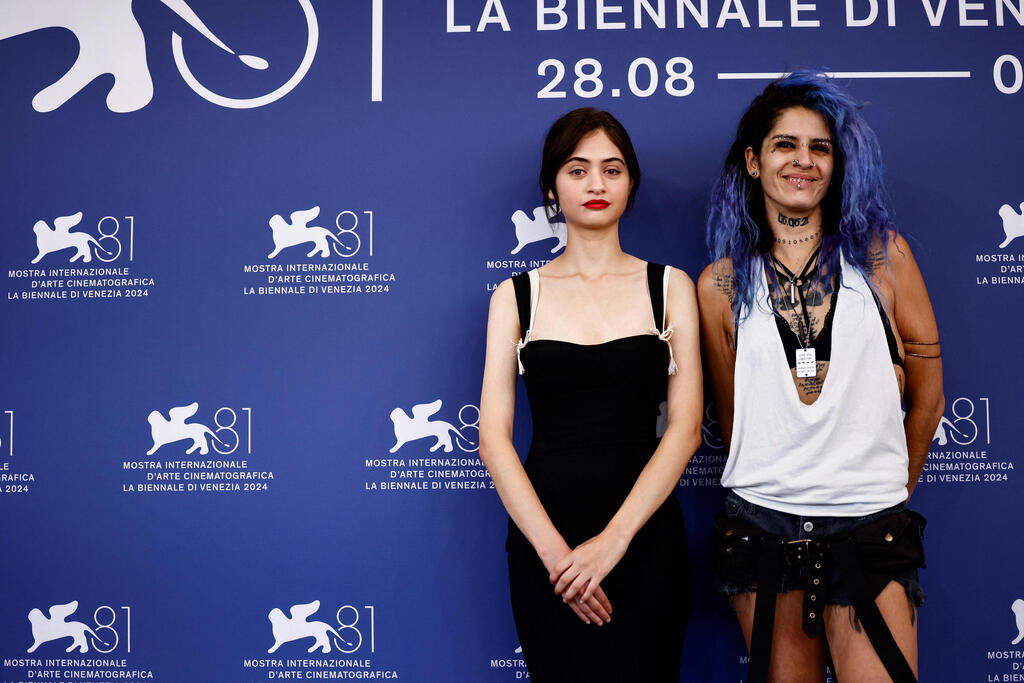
left=550, top=531, right=630, bottom=603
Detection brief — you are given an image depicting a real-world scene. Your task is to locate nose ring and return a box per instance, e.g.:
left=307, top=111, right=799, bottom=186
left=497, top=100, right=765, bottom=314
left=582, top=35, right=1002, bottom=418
left=791, top=159, right=816, bottom=168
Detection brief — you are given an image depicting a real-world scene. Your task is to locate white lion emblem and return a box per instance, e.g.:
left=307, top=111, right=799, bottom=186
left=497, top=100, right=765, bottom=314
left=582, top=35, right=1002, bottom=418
left=146, top=402, right=223, bottom=455
left=389, top=400, right=474, bottom=453
left=27, top=601, right=108, bottom=653
left=0, top=0, right=271, bottom=112
left=267, top=206, right=353, bottom=259
left=999, top=202, right=1024, bottom=249
left=267, top=600, right=353, bottom=654
left=31, top=212, right=111, bottom=264
left=931, top=415, right=979, bottom=447
left=510, top=206, right=566, bottom=255
left=1012, top=598, right=1024, bottom=645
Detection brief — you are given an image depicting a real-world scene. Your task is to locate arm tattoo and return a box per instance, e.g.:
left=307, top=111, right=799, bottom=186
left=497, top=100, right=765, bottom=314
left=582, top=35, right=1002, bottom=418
left=904, top=340, right=941, bottom=359
left=713, top=271, right=735, bottom=303
left=867, top=246, right=886, bottom=276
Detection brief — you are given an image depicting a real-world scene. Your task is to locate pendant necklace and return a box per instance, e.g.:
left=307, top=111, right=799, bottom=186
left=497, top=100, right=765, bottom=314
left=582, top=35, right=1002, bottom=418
left=770, top=246, right=821, bottom=378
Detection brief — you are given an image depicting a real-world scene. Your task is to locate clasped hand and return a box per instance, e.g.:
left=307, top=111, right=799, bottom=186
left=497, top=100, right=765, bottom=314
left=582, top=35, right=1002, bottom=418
left=548, top=532, right=629, bottom=626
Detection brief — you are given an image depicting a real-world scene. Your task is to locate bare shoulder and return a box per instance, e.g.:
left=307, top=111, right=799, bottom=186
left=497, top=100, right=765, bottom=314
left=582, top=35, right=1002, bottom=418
left=868, top=230, right=919, bottom=283
left=488, top=278, right=519, bottom=323
left=486, top=277, right=524, bottom=343
left=664, top=266, right=697, bottom=324
left=886, top=231, right=916, bottom=265
left=666, top=264, right=696, bottom=296
left=489, top=277, right=515, bottom=306
left=697, top=257, right=735, bottom=305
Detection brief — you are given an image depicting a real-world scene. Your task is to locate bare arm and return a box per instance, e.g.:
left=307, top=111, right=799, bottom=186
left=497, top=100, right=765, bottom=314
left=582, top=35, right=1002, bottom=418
left=554, top=268, right=704, bottom=603
left=886, top=233, right=944, bottom=498
left=697, top=260, right=737, bottom=448
left=479, top=279, right=611, bottom=623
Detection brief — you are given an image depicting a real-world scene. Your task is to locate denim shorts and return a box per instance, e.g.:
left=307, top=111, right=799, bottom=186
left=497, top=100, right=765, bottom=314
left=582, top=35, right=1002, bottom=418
left=713, top=492, right=925, bottom=608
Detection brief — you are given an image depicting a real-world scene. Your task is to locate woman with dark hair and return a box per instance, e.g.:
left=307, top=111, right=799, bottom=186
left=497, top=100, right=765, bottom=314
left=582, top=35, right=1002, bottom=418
left=699, top=72, right=944, bottom=682
left=479, top=108, right=702, bottom=681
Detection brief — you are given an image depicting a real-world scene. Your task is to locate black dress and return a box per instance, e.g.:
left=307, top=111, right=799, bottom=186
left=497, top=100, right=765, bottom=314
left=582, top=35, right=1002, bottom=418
left=506, top=263, right=690, bottom=682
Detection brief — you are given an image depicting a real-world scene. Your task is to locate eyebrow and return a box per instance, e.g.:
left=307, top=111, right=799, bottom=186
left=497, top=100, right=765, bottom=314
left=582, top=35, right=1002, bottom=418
left=564, top=156, right=626, bottom=164
left=771, top=134, right=833, bottom=144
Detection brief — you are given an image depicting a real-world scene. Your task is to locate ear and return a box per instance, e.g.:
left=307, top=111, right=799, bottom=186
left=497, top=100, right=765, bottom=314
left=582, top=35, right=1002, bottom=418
left=744, top=146, right=759, bottom=177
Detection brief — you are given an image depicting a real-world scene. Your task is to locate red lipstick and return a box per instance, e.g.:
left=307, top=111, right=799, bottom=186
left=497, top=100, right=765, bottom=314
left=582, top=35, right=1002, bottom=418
left=584, top=200, right=610, bottom=209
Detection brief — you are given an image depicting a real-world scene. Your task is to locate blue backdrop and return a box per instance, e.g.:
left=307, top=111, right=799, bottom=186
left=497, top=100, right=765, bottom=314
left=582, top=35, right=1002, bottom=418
left=1, top=1, right=1022, bottom=680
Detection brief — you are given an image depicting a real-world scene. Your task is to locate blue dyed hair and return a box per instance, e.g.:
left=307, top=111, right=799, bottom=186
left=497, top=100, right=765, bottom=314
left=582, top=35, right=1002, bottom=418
left=706, top=70, right=894, bottom=325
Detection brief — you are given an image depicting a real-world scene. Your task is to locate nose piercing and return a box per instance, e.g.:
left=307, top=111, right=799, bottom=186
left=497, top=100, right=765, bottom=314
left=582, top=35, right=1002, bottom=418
left=791, top=159, right=816, bottom=168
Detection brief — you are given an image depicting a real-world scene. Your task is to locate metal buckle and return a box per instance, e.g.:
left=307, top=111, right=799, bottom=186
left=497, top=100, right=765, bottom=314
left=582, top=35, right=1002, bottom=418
left=784, top=539, right=811, bottom=566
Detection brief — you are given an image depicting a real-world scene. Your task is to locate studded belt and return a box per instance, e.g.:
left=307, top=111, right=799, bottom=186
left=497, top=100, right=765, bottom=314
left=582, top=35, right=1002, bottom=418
left=715, top=508, right=926, bottom=683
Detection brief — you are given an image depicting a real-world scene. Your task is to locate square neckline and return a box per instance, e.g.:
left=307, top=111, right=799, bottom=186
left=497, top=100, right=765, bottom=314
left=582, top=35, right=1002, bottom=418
left=525, top=263, right=661, bottom=347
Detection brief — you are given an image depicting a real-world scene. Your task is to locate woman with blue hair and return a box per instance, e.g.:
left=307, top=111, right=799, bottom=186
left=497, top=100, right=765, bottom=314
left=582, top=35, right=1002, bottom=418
left=698, top=72, right=944, bottom=682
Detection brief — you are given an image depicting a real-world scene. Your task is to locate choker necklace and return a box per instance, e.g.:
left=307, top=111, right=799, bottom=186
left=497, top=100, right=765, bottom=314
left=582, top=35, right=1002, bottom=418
left=774, top=230, right=820, bottom=246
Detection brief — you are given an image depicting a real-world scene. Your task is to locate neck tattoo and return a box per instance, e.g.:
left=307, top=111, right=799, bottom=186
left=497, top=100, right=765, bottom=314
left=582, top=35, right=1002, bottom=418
left=775, top=230, right=820, bottom=246
left=777, top=212, right=810, bottom=228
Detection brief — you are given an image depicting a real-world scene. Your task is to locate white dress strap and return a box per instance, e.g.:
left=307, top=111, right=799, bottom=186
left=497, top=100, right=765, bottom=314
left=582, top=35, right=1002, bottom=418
left=515, top=269, right=541, bottom=375
left=528, top=268, right=540, bottom=331
left=649, top=265, right=677, bottom=376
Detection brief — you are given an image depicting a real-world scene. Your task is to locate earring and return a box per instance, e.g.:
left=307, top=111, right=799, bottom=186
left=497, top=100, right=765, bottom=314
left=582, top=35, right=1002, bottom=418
left=751, top=170, right=759, bottom=178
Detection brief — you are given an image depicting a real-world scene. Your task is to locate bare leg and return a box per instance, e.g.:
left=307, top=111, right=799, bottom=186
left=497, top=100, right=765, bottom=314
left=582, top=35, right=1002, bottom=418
left=732, top=590, right=825, bottom=683
left=825, top=581, right=918, bottom=682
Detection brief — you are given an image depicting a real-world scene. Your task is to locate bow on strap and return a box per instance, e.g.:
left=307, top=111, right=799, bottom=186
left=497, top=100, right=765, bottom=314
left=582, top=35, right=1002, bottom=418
left=650, top=324, right=678, bottom=375
left=514, top=330, right=532, bottom=375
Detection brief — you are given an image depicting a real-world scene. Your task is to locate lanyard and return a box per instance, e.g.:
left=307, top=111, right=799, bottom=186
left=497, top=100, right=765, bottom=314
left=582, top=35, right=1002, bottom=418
left=769, top=246, right=820, bottom=350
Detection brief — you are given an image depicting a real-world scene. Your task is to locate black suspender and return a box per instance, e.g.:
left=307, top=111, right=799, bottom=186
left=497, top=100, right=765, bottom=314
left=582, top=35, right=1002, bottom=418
left=512, top=272, right=531, bottom=342
left=647, top=262, right=666, bottom=334
left=745, top=536, right=920, bottom=683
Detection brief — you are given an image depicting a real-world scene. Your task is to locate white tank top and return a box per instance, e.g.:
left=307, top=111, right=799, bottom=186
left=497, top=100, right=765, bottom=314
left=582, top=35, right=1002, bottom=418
left=721, top=250, right=909, bottom=517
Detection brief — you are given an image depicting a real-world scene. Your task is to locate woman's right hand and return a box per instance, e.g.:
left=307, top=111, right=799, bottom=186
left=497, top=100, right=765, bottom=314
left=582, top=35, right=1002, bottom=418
left=538, top=540, right=613, bottom=626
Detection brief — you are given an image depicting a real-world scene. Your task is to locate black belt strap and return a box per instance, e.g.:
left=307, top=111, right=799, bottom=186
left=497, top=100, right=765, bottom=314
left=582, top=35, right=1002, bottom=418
left=748, top=538, right=782, bottom=683
left=802, top=541, right=826, bottom=637
left=830, top=539, right=918, bottom=683
left=511, top=272, right=531, bottom=341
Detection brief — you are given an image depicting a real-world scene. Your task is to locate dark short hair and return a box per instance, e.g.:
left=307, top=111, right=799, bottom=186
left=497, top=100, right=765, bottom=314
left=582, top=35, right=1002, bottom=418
left=539, top=108, right=641, bottom=222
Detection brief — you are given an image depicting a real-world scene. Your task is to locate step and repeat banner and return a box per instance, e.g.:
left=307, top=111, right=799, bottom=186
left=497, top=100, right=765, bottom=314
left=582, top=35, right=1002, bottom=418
left=1, top=1, right=1022, bottom=681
